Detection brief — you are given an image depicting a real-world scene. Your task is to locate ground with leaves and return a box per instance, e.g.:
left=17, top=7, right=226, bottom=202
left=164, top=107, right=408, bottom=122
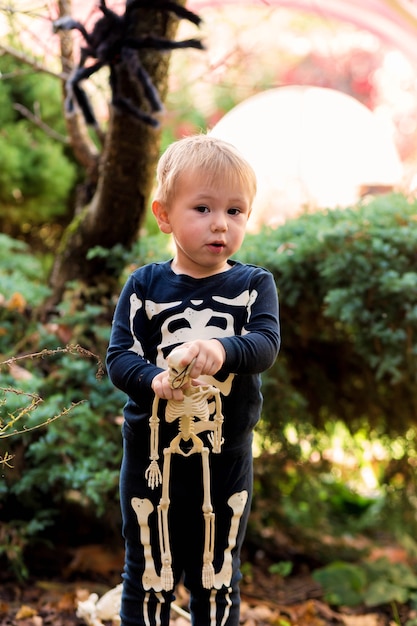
left=0, top=541, right=413, bottom=626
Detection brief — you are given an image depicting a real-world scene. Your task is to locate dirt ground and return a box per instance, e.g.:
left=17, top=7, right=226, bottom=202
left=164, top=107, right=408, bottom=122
left=0, top=552, right=407, bottom=626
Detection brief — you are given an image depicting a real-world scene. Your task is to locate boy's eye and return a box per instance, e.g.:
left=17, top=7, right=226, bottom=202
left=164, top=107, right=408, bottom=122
left=228, top=207, right=241, bottom=215
left=195, top=205, right=209, bottom=213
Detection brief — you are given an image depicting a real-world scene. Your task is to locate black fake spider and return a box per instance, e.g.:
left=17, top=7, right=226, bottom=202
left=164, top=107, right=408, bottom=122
left=53, top=0, right=204, bottom=128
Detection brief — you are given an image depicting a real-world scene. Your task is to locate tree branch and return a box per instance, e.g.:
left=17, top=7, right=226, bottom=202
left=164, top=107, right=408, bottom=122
left=0, top=43, right=67, bottom=81
left=13, top=102, right=69, bottom=143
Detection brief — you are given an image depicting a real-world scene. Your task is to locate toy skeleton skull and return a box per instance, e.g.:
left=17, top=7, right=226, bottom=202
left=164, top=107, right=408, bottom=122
left=167, top=347, right=195, bottom=388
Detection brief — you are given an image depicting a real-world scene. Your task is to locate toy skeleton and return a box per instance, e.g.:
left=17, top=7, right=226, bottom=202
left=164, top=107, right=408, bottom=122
left=145, top=347, right=224, bottom=590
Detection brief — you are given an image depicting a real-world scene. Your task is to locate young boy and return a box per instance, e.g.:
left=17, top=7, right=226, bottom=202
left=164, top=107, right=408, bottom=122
left=106, top=134, right=280, bottom=626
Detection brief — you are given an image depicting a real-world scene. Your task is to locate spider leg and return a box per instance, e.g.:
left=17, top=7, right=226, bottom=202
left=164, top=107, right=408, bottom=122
left=97, top=0, right=119, bottom=21
left=52, top=16, right=92, bottom=45
left=111, top=96, right=160, bottom=127
left=67, top=62, right=103, bottom=127
left=125, top=0, right=202, bottom=27
left=110, top=53, right=161, bottom=127
left=125, top=49, right=162, bottom=111
left=153, top=1, right=202, bottom=26
left=125, top=35, right=204, bottom=52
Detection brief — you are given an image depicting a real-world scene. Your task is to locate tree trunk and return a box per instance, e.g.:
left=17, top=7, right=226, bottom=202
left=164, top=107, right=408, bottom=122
left=47, top=2, right=183, bottom=308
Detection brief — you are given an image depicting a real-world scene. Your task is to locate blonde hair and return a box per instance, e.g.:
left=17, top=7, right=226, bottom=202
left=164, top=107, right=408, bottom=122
left=154, top=134, right=257, bottom=205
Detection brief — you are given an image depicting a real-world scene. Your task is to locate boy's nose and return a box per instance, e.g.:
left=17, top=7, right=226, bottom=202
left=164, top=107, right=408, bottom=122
left=211, top=214, right=227, bottom=231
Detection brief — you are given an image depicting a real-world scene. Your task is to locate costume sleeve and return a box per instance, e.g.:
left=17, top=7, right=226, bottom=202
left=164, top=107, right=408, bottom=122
left=106, top=274, right=163, bottom=405
left=218, top=269, right=280, bottom=374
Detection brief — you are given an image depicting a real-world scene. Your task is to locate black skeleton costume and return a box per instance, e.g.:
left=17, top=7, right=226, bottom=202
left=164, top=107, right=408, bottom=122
left=107, top=259, right=280, bottom=626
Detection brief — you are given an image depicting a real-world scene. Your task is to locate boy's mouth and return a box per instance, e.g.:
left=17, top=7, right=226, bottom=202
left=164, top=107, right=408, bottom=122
left=207, top=241, right=225, bottom=254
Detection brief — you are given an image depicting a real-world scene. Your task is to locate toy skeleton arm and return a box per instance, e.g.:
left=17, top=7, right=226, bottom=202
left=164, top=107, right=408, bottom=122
left=146, top=385, right=223, bottom=478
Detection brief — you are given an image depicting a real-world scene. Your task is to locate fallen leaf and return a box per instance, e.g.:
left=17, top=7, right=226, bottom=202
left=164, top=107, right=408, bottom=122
left=57, top=592, right=76, bottom=611
left=8, top=362, right=33, bottom=381
left=341, top=615, right=383, bottom=625
left=15, top=604, right=38, bottom=619
left=64, top=544, right=124, bottom=578
left=0, top=602, right=9, bottom=616
left=6, top=292, right=26, bottom=313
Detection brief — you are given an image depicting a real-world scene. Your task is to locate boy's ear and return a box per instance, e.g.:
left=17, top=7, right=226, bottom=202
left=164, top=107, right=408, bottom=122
left=152, top=200, right=172, bottom=234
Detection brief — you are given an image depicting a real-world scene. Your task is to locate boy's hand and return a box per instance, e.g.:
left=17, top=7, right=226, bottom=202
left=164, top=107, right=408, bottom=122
left=175, top=339, right=226, bottom=380
left=151, top=370, right=185, bottom=401
left=151, top=339, right=226, bottom=400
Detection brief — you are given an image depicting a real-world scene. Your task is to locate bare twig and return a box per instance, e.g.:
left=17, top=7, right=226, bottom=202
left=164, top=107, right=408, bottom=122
left=0, top=389, right=85, bottom=438
left=0, top=344, right=105, bottom=442
left=13, top=102, right=69, bottom=143
left=0, top=344, right=104, bottom=379
left=0, top=450, right=15, bottom=468
left=0, top=43, right=67, bottom=81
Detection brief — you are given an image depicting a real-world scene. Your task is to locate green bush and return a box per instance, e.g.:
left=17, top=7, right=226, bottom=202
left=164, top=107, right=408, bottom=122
left=239, top=194, right=417, bottom=564
left=313, top=558, right=417, bottom=612
left=239, top=192, right=417, bottom=436
left=0, top=339, right=125, bottom=580
left=0, top=235, right=124, bottom=578
left=0, top=55, right=78, bottom=233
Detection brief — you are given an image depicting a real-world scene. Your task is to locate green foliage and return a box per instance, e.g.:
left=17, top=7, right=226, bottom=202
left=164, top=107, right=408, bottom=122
left=313, top=561, right=367, bottom=606
left=239, top=193, right=417, bottom=435
left=0, top=233, right=51, bottom=300
left=0, top=55, right=77, bottom=229
left=0, top=337, right=125, bottom=579
left=313, top=558, right=417, bottom=609
left=0, top=514, right=54, bottom=581
left=268, top=561, right=293, bottom=577
left=4, top=361, right=122, bottom=513
left=249, top=437, right=393, bottom=569
left=0, top=233, right=51, bottom=354
left=0, top=233, right=125, bottom=578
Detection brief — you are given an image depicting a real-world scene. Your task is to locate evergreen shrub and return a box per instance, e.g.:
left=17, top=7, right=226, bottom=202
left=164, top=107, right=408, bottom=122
left=239, top=192, right=417, bottom=438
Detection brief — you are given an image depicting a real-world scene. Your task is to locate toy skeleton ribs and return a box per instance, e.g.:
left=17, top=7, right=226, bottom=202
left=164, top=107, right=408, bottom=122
left=144, top=346, right=224, bottom=590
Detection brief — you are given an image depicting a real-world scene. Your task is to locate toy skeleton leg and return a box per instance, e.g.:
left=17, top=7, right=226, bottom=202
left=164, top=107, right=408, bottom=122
left=156, top=444, right=216, bottom=590
left=119, top=431, right=175, bottom=626
left=130, top=489, right=248, bottom=626
left=184, top=450, right=253, bottom=626
left=157, top=448, right=174, bottom=590
left=201, top=446, right=215, bottom=588
left=185, top=490, right=249, bottom=626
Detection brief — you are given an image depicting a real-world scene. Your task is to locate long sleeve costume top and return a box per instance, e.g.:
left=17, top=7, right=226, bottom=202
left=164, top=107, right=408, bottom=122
left=106, top=260, right=280, bottom=454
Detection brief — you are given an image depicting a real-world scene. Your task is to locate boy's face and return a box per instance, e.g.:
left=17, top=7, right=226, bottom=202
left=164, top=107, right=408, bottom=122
left=152, top=169, right=252, bottom=278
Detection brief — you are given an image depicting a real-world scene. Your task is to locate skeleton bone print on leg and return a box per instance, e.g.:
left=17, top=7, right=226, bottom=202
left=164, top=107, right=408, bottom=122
left=131, top=493, right=248, bottom=625
left=131, top=498, right=163, bottom=591
left=207, top=491, right=249, bottom=626
left=144, top=347, right=225, bottom=591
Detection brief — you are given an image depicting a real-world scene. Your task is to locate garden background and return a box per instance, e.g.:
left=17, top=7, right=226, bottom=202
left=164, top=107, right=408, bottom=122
left=1, top=2, right=417, bottom=624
